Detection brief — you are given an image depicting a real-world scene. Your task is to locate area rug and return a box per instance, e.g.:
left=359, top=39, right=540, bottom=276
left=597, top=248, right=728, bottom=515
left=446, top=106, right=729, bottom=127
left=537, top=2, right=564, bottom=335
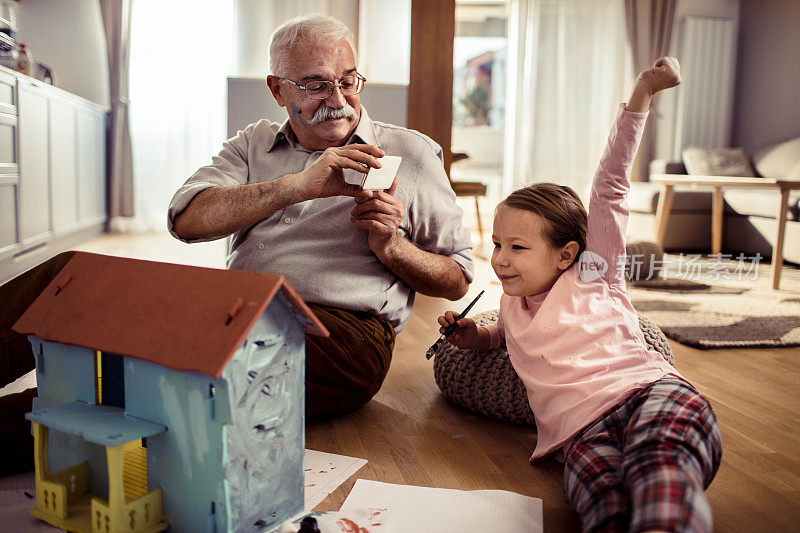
left=629, top=283, right=800, bottom=349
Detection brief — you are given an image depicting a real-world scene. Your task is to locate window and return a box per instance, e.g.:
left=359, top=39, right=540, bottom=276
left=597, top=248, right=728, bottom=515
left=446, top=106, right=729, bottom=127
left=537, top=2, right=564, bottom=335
left=452, top=0, right=509, bottom=206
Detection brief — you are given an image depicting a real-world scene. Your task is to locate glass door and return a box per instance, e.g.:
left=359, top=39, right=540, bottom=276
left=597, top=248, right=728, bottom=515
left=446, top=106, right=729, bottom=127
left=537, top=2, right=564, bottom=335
left=451, top=0, right=509, bottom=209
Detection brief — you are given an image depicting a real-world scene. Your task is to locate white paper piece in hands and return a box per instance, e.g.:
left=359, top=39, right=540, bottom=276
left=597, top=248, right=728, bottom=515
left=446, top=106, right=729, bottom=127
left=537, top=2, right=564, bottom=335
left=339, top=479, right=543, bottom=533
left=361, top=155, right=402, bottom=190
left=344, top=156, right=402, bottom=190
left=304, top=449, right=368, bottom=511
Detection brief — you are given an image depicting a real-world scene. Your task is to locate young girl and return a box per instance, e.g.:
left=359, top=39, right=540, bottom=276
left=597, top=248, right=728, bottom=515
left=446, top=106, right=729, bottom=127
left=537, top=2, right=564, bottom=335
left=438, top=57, right=722, bottom=533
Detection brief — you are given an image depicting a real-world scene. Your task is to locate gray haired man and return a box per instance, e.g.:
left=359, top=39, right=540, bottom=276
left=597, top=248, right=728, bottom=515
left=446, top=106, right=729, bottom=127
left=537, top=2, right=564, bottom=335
left=168, top=14, right=473, bottom=418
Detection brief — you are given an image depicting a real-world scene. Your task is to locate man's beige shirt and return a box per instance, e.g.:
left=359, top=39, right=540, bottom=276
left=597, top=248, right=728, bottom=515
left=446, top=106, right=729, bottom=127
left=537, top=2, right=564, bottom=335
left=168, top=108, right=473, bottom=331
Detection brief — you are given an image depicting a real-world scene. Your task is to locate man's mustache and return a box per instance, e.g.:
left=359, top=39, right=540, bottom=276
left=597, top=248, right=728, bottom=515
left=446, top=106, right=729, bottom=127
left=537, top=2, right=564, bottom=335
left=309, top=104, right=358, bottom=125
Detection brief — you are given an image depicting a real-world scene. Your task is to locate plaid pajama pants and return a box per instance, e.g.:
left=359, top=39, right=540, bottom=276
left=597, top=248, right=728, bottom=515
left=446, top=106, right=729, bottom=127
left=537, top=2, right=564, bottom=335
left=563, top=375, right=722, bottom=533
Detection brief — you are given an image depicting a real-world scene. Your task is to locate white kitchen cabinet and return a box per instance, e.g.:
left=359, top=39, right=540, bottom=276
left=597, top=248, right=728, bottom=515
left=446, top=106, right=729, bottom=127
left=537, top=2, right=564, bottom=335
left=0, top=69, right=17, bottom=258
left=77, top=105, right=106, bottom=226
left=18, top=79, right=50, bottom=249
left=50, top=96, right=79, bottom=236
left=0, top=67, right=108, bottom=283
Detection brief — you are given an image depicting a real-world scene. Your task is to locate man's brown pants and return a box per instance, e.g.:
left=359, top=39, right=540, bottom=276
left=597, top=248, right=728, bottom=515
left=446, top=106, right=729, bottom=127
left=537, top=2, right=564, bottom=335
left=305, top=303, right=395, bottom=419
left=0, top=252, right=394, bottom=473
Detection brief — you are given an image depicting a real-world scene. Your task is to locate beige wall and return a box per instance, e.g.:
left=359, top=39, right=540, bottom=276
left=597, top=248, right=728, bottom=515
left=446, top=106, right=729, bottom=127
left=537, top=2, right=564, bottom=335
left=732, top=0, right=800, bottom=153
left=15, top=0, right=109, bottom=107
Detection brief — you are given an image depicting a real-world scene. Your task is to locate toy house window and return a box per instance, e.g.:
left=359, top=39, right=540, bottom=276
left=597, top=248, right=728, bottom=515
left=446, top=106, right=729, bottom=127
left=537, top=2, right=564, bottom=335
left=94, top=351, right=125, bottom=408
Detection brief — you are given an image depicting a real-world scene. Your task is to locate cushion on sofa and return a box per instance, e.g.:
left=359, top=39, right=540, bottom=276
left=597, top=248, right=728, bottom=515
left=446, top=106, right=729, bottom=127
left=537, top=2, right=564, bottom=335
left=433, top=310, right=674, bottom=426
left=682, top=147, right=757, bottom=177
left=751, top=137, right=800, bottom=180
left=722, top=189, right=800, bottom=221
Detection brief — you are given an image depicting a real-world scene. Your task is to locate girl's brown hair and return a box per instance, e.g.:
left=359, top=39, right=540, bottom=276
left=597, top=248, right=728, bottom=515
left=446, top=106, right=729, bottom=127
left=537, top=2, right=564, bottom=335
left=501, top=183, right=588, bottom=262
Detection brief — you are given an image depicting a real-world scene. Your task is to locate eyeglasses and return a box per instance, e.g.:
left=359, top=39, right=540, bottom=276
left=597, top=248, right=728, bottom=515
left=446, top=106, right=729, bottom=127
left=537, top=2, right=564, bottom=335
left=276, top=73, right=367, bottom=99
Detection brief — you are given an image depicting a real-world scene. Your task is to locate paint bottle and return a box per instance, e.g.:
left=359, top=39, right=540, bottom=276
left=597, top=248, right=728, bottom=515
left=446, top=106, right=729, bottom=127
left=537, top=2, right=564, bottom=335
left=298, top=516, right=321, bottom=532
left=15, top=42, right=31, bottom=75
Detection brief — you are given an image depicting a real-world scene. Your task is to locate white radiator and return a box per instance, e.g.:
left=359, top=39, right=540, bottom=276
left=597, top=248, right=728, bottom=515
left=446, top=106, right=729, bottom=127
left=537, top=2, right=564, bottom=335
left=673, top=16, right=737, bottom=155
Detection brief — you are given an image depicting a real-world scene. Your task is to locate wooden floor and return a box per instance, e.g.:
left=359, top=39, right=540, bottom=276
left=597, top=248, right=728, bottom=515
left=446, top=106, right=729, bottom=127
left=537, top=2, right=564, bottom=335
left=76, top=230, right=800, bottom=532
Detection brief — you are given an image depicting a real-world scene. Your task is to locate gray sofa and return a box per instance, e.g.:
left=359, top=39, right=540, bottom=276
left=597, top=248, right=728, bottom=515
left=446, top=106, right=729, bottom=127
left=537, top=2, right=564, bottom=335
left=628, top=137, right=800, bottom=265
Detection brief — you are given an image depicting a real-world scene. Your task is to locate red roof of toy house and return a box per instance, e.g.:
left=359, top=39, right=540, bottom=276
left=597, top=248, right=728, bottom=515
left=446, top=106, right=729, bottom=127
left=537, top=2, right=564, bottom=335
left=13, top=252, right=328, bottom=379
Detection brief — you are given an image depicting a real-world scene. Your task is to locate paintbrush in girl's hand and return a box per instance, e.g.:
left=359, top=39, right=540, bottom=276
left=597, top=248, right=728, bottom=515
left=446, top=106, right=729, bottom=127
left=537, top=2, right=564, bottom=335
left=425, top=290, right=485, bottom=360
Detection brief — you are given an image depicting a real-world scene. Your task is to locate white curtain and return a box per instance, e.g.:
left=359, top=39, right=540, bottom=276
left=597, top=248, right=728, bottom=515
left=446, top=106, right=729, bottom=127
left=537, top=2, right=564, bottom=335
left=503, top=0, right=632, bottom=199
left=121, top=0, right=234, bottom=232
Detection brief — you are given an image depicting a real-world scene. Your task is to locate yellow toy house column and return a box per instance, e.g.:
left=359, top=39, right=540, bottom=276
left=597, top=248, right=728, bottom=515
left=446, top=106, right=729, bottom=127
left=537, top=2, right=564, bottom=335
left=31, top=422, right=68, bottom=521
left=26, top=400, right=168, bottom=533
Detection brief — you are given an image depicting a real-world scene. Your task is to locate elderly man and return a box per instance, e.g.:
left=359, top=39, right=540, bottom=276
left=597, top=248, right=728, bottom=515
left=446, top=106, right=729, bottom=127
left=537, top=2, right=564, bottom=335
left=168, top=14, right=473, bottom=418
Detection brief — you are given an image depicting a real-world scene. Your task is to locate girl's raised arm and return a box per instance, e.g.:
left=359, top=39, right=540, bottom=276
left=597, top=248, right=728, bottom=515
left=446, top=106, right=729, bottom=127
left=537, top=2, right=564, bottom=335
left=584, top=57, right=681, bottom=286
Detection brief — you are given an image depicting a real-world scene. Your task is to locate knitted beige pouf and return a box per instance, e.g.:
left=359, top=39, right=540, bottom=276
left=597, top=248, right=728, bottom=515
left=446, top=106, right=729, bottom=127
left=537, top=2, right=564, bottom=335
left=433, top=310, right=674, bottom=426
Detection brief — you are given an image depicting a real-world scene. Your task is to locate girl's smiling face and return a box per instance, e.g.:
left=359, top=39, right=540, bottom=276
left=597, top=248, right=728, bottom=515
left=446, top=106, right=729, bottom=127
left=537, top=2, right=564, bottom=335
left=490, top=204, right=574, bottom=297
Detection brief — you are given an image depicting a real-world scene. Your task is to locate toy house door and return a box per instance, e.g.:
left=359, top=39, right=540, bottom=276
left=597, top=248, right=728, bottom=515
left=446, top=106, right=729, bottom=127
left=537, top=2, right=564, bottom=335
left=94, top=350, right=124, bottom=408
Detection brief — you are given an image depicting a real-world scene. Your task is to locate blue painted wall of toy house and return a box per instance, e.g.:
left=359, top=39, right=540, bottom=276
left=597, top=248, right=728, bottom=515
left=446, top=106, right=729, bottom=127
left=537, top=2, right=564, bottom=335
left=124, top=296, right=305, bottom=532
left=221, top=293, right=305, bottom=530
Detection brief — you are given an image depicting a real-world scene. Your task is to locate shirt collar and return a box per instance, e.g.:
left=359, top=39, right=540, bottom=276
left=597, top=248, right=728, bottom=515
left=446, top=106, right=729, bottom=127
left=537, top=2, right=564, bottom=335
left=349, top=106, right=379, bottom=147
left=523, top=289, right=550, bottom=310
left=268, top=119, right=298, bottom=152
left=267, top=105, right=379, bottom=152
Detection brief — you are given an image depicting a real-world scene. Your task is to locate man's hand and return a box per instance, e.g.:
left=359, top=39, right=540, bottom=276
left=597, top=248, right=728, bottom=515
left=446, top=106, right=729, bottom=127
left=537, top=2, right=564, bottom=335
left=293, top=143, right=385, bottom=202
left=349, top=172, right=469, bottom=302
left=350, top=177, right=404, bottom=255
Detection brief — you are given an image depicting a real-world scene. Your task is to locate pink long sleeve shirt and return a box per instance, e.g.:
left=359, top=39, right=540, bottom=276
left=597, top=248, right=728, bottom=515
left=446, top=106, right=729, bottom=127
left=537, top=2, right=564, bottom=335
left=485, top=105, right=679, bottom=461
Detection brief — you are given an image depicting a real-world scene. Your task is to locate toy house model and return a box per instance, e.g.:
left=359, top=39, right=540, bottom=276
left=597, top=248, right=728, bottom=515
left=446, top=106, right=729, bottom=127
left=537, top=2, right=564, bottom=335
left=12, top=252, right=328, bottom=533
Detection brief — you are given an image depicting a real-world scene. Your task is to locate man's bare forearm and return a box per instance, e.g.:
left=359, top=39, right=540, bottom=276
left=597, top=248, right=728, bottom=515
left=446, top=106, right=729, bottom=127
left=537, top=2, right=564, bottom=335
left=374, top=235, right=469, bottom=300
left=173, top=175, right=300, bottom=240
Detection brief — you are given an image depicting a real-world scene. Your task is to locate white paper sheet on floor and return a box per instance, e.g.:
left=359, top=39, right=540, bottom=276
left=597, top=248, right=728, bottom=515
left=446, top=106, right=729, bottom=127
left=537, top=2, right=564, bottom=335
left=304, top=449, right=368, bottom=511
left=339, top=479, right=543, bottom=533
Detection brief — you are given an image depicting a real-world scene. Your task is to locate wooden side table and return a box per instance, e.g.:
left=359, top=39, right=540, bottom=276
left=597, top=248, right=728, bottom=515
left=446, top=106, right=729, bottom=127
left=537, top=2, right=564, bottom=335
left=650, top=174, right=800, bottom=290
